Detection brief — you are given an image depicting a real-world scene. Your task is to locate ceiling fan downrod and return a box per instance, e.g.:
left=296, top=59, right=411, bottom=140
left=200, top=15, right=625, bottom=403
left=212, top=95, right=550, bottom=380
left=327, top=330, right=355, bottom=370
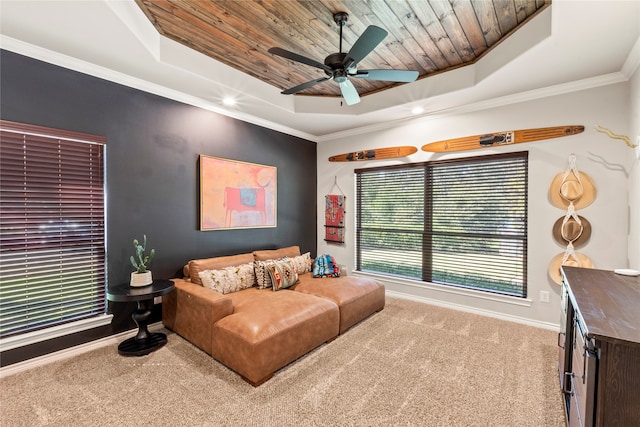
left=333, top=12, right=349, bottom=53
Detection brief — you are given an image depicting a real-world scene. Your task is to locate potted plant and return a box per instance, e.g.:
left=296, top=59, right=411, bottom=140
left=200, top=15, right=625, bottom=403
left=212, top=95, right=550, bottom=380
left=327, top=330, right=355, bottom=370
left=129, top=234, right=155, bottom=287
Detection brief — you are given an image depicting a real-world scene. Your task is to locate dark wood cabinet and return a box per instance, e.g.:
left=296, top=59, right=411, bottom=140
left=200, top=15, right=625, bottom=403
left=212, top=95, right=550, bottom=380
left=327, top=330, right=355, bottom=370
left=559, top=267, right=640, bottom=427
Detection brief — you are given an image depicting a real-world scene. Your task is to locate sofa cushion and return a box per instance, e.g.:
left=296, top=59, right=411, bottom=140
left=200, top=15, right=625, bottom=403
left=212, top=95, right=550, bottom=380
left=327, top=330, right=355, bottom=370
left=199, top=262, right=256, bottom=294
left=211, top=288, right=339, bottom=385
left=253, top=245, right=301, bottom=261
left=187, top=253, right=254, bottom=285
left=293, top=274, right=385, bottom=334
left=266, top=258, right=299, bottom=291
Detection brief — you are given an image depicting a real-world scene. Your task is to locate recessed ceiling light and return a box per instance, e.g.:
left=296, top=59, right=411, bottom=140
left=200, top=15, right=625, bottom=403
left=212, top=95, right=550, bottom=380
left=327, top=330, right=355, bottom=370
left=222, top=97, right=237, bottom=106
left=411, top=107, right=424, bottom=114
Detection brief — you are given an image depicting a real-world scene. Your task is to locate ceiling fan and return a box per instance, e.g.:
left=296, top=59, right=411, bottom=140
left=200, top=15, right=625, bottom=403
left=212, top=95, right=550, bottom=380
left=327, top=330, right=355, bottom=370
left=268, top=12, right=419, bottom=106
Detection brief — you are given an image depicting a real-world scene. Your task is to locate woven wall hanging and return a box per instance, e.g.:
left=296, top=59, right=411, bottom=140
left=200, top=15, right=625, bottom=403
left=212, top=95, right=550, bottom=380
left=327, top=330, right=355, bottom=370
left=325, top=177, right=345, bottom=245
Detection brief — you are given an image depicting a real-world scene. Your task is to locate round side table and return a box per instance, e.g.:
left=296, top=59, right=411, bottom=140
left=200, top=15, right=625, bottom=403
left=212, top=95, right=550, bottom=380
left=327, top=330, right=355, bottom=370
left=107, top=279, right=175, bottom=356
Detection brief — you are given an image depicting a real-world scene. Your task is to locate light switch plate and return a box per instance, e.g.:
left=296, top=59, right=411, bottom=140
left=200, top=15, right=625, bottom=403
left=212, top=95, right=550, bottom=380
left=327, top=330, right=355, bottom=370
left=540, top=290, right=550, bottom=303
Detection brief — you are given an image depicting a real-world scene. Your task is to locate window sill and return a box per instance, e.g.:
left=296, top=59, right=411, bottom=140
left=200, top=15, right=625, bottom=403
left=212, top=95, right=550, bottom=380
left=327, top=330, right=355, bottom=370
left=352, top=270, right=533, bottom=308
left=0, top=314, right=114, bottom=352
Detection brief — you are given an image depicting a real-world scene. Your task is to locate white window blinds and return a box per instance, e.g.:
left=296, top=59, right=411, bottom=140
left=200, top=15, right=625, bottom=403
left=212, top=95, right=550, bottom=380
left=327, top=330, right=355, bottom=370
left=356, top=152, right=528, bottom=298
left=0, top=120, right=106, bottom=338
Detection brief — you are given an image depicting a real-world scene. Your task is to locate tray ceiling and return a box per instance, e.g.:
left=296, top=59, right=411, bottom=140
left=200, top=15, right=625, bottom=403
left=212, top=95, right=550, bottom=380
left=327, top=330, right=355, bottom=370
left=134, top=0, right=550, bottom=99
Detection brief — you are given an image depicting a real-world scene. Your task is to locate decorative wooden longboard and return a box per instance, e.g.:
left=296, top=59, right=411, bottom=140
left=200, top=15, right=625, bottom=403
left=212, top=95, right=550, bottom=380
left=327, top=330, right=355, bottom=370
left=421, top=125, right=584, bottom=153
left=329, top=146, right=417, bottom=162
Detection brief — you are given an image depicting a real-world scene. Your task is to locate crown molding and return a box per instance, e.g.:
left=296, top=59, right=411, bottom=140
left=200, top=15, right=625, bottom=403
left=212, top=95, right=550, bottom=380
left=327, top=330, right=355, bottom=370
left=317, top=72, right=630, bottom=143
left=2, top=28, right=637, bottom=145
left=621, top=35, right=640, bottom=79
left=0, top=36, right=319, bottom=143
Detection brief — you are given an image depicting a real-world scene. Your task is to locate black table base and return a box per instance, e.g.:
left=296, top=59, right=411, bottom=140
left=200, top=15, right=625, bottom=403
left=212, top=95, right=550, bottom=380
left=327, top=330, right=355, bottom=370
left=117, top=332, right=168, bottom=356
left=118, top=298, right=167, bottom=357
left=107, top=279, right=175, bottom=357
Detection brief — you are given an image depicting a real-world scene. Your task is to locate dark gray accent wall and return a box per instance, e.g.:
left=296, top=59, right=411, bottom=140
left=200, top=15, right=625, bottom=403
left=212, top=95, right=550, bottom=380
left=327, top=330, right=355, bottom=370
left=0, top=50, right=317, bottom=365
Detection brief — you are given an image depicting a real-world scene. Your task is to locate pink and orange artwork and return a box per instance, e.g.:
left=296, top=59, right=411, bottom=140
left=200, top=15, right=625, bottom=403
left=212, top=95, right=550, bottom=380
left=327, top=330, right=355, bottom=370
left=200, top=155, right=277, bottom=230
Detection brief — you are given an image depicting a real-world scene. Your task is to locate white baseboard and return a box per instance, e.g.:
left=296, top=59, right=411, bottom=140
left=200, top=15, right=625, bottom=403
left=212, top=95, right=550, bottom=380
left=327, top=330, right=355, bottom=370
left=0, top=322, right=165, bottom=379
left=385, top=290, right=560, bottom=332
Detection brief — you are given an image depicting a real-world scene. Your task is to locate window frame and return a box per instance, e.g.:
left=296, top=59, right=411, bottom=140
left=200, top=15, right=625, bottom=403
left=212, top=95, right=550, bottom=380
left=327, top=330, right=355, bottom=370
left=355, top=151, right=528, bottom=298
left=0, top=120, right=109, bottom=344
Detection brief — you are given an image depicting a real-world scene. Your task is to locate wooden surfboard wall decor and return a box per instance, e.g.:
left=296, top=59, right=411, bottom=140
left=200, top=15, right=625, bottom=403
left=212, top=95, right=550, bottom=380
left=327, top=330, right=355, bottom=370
left=329, top=145, right=417, bottom=162
left=421, top=125, right=585, bottom=153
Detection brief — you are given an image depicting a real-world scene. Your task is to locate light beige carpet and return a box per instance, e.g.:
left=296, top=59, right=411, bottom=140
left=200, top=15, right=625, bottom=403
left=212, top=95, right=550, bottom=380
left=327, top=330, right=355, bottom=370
left=0, top=297, right=566, bottom=426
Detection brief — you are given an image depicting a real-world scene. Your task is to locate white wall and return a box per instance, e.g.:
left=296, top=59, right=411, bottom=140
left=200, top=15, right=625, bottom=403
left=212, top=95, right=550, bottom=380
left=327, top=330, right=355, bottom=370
left=628, top=64, right=640, bottom=270
left=317, top=82, right=631, bottom=328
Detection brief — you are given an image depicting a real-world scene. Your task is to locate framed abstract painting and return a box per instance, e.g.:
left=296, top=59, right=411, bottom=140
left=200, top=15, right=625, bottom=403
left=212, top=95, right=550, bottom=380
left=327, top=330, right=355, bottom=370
left=199, top=155, right=277, bottom=230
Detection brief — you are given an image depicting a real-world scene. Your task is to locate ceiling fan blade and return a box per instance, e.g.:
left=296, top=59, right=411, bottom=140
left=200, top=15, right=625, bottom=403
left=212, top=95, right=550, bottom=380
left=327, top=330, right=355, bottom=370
left=353, top=69, right=419, bottom=82
left=281, top=77, right=330, bottom=95
left=339, top=79, right=360, bottom=105
left=343, top=25, right=388, bottom=69
left=268, top=47, right=332, bottom=73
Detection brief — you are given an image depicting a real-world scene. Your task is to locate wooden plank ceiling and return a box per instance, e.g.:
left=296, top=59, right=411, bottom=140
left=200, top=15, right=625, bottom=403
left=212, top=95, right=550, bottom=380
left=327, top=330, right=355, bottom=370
left=135, top=0, right=550, bottom=99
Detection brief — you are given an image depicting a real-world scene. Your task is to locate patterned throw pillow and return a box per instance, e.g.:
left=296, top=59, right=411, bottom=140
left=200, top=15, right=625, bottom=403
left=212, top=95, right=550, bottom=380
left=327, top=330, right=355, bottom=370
left=312, top=254, right=340, bottom=278
left=289, top=252, right=312, bottom=274
left=198, top=262, right=256, bottom=294
left=254, top=259, right=273, bottom=289
left=266, top=258, right=299, bottom=291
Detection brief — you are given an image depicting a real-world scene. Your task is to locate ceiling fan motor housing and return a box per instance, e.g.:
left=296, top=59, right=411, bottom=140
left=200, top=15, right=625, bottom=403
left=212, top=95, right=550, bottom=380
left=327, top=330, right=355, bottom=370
left=324, top=52, right=348, bottom=74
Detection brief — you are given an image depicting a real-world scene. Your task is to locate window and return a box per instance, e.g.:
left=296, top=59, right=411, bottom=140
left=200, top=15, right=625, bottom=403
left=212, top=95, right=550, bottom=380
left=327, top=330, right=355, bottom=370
left=0, top=120, right=106, bottom=338
left=356, top=152, right=528, bottom=298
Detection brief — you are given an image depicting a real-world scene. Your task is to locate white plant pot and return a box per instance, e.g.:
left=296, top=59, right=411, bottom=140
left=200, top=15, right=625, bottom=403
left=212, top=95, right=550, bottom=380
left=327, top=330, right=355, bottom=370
left=130, top=271, right=153, bottom=287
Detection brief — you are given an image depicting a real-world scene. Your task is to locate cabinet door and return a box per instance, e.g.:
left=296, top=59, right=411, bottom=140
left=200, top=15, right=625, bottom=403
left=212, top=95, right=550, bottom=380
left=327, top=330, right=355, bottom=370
left=558, top=282, right=573, bottom=391
left=571, top=318, right=596, bottom=427
left=568, top=375, right=583, bottom=427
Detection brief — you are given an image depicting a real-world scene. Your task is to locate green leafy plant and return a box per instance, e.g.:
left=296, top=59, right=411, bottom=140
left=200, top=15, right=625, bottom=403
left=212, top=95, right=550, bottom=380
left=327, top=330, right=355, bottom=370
left=130, top=234, right=155, bottom=273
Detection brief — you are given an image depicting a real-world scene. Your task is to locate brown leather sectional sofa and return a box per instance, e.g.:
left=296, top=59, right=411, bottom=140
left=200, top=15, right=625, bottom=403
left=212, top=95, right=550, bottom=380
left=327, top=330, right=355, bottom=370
left=162, top=246, right=385, bottom=386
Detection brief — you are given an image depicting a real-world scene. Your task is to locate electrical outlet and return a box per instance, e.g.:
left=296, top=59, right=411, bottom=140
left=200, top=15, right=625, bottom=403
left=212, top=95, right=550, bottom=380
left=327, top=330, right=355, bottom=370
left=540, top=290, right=550, bottom=303
left=154, top=296, right=162, bottom=305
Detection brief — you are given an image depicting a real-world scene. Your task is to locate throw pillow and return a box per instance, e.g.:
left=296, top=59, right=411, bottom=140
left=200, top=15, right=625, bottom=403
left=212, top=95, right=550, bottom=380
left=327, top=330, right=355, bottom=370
left=266, top=258, right=299, bottom=291
left=199, top=262, right=256, bottom=294
left=254, top=259, right=273, bottom=289
left=312, top=254, right=340, bottom=278
left=290, top=252, right=312, bottom=274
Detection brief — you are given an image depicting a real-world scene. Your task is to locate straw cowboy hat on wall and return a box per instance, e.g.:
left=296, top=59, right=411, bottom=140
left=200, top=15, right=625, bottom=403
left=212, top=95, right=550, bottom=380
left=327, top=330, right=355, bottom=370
left=548, top=170, right=596, bottom=210
left=548, top=251, right=594, bottom=285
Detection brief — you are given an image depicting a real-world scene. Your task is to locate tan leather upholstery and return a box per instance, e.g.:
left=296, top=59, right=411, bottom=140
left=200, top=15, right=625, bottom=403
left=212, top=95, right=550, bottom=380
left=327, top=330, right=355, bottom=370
left=211, top=288, right=339, bottom=386
left=252, top=245, right=301, bottom=261
left=293, top=273, right=385, bottom=333
left=162, top=278, right=233, bottom=354
left=162, top=247, right=384, bottom=386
